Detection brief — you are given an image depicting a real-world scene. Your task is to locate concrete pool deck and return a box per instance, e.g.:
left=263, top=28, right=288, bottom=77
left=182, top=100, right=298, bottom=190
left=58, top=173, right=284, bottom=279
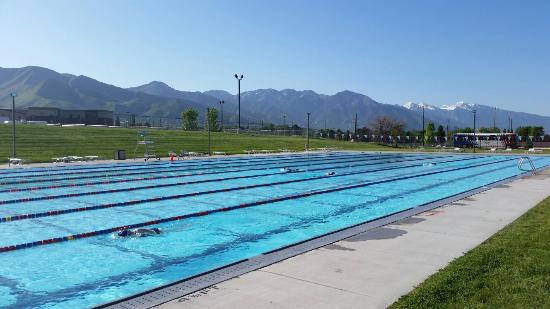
left=155, top=169, right=550, bottom=309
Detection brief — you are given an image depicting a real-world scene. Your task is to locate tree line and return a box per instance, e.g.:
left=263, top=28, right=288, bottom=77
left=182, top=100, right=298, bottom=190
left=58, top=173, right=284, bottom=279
left=178, top=108, right=549, bottom=145
left=317, top=116, right=549, bottom=145
left=180, top=108, right=219, bottom=131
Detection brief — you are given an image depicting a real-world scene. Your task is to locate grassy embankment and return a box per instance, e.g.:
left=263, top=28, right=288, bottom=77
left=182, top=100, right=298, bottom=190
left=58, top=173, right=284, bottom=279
left=0, top=124, right=396, bottom=163
left=390, top=196, right=550, bottom=308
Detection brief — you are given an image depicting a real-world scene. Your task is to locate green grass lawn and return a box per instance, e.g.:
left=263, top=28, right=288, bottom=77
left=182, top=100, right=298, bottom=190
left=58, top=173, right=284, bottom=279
left=1, top=124, right=547, bottom=163
left=390, top=196, right=550, bottom=308
left=0, top=124, right=398, bottom=163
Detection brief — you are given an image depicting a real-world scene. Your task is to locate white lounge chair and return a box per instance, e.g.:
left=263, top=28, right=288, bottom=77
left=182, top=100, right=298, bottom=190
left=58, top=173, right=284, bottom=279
left=8, top=158, right=22, bottom=166
left=52, top=157, right=70, bottom=163
left=527, top=148, right=543, bottom=153
left=68, top=156, right=83, bottom=162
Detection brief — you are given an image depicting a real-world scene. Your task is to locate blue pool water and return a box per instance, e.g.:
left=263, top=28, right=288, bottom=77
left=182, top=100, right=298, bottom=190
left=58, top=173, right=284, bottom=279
left=0, top=152, right=549, bottom=308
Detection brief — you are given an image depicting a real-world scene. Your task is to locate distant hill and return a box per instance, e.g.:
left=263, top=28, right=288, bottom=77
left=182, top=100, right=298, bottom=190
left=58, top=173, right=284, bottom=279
left=202, top=89, right=422, bottom=130
left=0, top=66, right=209, bottom=119
left=1, top=66, right=549, bottom=131
left=127, top=81, right=262, bottom=123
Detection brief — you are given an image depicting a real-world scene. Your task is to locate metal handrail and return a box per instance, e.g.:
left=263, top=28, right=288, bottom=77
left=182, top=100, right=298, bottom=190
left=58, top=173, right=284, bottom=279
left=518, top=156, right=537, bottom=175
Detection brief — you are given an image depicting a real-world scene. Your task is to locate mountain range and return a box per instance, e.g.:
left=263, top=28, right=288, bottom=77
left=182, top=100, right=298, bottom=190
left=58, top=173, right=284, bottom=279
left=1, top=66, right=549, bottom=131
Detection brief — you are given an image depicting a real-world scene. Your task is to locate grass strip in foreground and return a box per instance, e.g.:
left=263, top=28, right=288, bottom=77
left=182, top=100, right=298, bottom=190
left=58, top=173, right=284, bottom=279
left=390, top=196, right=550, bottom=309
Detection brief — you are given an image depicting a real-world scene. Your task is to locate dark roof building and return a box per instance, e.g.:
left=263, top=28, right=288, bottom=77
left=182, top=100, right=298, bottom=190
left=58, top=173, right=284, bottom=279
left=0, top=107, right=113, bottom=125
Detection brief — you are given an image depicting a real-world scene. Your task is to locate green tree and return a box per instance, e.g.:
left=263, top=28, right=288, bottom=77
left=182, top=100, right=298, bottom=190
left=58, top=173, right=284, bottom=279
left=335, top=129, right=343, bottom=140
left=436, top=125, right=446, bottom=140
left=479, top=127, right=501, bottom=133
left=528, top=126, right=544, bottom=139
left=206, top=108, right=219, bottom=131
left=516, top=126, right=529, bottom=137
left=425, top=122, right=435, bottom=142
left=181, top=108, right=198, bottom=131
left=262, top=122, right=276, bottom=131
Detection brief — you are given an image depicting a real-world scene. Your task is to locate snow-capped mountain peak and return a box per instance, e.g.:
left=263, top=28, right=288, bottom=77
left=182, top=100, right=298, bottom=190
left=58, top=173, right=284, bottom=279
left=441, top=101, right=477, bottom=111
left=403, top=102, right=437, bottom=111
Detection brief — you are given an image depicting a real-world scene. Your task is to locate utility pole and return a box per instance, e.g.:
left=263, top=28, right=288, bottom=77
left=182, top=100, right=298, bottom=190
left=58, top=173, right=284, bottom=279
left=10, top=93, right=17, bottom=158
left=473, top=110, right=477, bottom=153
left=219, top=100, right=224, bottom=131
left=306, top=112, right=310, bottom=151
left=354, top=113, right=358, bottom=135
left=422, top=105, right=425, bottom=146
left=207, top=108, right=211, bottom=155
left=234, top=74, right=244, bottom=133
left=283, top=114, right=287, bottom=136
left=493, top=107, right=497, bottom=133
left=446, top=119, right=450, bottom=146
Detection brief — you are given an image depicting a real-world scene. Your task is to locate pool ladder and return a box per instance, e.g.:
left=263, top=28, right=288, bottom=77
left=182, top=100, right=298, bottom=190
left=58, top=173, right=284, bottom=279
left=517, top=156, right=537, bottom=175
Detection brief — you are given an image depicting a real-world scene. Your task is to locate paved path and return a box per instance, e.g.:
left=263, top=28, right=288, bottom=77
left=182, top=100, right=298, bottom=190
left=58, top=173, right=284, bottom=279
left=157, top=169, right=550, bottom=309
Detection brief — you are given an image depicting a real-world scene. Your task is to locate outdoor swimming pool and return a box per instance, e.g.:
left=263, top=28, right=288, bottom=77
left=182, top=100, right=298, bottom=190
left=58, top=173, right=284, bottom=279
left=0, top=152, right=549, bottom=308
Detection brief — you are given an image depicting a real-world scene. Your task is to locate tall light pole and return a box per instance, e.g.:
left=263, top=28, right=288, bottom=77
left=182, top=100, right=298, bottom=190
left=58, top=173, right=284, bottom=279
left=422, top=105, right=425, bottom=146
left=234, top=74, right=244, bottom=133
left=283, top=114, right=287, bottom=136
left=354, top=113, right=358, bottom=135
left=446, top=119, right=450, bottom=146
left=10, top=93, right=17, bottom=158
left=306, top=112, right=310, bottom=151
left=207, top=108, right=211, bottom=155
left=493, top=107, right=497, bottom=133
left=219, top=100, right=224, bottom=131
left=473, top=109, right=477, bottom=153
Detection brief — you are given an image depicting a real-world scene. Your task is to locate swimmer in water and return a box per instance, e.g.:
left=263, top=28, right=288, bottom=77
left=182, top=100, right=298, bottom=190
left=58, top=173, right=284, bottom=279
left=118, top=227, right=161, bottom=238
left=280, top=167, right=300, bottom=173
left=325, top=171, right=336, bottom=176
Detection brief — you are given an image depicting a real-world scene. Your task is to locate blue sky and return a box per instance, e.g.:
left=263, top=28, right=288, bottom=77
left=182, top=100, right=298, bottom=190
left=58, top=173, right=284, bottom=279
left=1, top=0, right=549, bottom=115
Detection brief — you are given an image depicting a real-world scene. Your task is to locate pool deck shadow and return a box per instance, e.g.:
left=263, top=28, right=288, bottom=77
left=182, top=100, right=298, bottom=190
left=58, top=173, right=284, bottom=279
left=155, top=168, right=550, bottom=309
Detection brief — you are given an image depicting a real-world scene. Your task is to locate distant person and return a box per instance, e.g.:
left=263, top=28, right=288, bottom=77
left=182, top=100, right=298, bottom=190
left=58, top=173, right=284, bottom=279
left=325, top=171, right=336, bottom=176
left=280, top=167, right=300, bottom=173
left=118, top=227, right=161, bottom=238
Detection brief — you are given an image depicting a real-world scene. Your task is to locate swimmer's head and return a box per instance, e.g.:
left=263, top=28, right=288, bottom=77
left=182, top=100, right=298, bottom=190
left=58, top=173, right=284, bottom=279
left=118, top=229, right=129, bottom=237
left=152, top=228, right=161, bottom=234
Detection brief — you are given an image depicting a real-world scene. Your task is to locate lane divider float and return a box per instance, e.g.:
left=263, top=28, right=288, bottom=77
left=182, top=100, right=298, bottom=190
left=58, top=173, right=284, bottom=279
left=0, top=157, right=517, bottom=253
left=0, top=153, right=438, bottom=190
left=0, top=156, right=486, bottom=222
left=0, top=154, right=460, bottom=203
